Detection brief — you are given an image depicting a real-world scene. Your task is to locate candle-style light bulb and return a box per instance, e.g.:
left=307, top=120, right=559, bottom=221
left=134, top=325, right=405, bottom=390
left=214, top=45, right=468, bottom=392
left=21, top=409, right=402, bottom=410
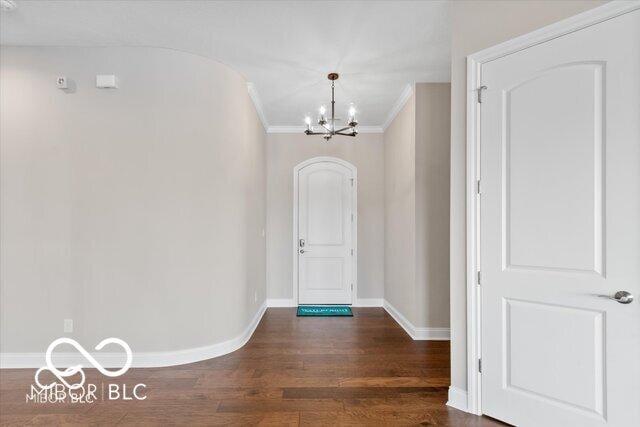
left=348, top=103, right=358, bottom=127
left=304, top=115, right=312, bottom=132
left=318, top=105, right=327, bottom=125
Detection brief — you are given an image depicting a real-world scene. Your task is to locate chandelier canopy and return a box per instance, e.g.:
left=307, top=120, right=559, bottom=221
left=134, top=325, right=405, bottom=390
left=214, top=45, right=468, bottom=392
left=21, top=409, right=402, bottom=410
left=304, top=73, right=358, bottom=141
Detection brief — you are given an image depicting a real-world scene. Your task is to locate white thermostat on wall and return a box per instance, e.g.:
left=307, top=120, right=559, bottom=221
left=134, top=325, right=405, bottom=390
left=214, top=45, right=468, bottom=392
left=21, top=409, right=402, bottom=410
left=96, top=74, right=118, bottom=89
left=56, top=76, right=68, bottom=89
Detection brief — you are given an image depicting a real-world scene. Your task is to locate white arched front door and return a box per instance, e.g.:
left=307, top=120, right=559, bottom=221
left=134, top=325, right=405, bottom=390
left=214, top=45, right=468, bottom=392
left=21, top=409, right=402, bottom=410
left=294, top=157, right=357, bottom=305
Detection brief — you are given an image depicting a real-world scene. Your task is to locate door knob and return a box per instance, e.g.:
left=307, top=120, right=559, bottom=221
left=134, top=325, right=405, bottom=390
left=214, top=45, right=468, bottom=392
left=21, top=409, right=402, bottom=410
left=299, top=249, right=305, bottom=254
left=609, top=291, right=634, bottom=304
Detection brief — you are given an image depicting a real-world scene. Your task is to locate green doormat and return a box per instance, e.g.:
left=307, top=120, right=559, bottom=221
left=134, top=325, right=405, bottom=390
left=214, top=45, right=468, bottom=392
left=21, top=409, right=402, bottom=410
left=297, top=305, right=353, bottom=317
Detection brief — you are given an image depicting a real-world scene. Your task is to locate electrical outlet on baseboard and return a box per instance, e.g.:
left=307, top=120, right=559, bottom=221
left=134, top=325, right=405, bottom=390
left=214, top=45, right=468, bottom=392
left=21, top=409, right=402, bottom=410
left=64, top=318, right=73, bottom=333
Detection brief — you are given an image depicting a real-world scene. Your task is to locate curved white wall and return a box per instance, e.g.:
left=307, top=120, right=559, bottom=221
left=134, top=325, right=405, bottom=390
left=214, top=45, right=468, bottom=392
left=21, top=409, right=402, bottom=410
left=0, top=46, right=266, bottom=362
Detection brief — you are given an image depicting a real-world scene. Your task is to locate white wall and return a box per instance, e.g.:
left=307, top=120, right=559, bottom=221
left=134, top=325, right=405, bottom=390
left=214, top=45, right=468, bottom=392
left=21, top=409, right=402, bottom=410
left=384, top=83, right=451, bottom=329
left=0, top=46, right=266, bottom=355
left=449, top=0, right=607, bottom=394
left=265, top=133, right=385, bottom=302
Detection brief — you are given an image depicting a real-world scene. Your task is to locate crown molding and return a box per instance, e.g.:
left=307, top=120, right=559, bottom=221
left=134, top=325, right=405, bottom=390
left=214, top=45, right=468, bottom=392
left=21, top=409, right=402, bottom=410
left=382, top=83, right=414, bottom=131
left=267, top=125, right=383, bottom=134
left=246, top=82, right=268, bottom=131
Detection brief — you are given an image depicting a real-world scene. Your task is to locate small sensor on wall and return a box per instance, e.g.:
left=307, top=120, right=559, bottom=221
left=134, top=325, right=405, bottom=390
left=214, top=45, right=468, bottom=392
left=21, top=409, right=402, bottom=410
left=96, top=74, right=118, bottom=89
left=56, top=76, right=68, bottom=89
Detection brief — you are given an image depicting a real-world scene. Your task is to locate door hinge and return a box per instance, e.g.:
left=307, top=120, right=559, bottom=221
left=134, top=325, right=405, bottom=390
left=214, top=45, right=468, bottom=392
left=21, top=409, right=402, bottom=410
left=476, top=179, right=481, bottom=194
left=477, top=85, right=487, bottom=103
left=477, top=271, right=481, bottom=285
left=351, top=213, right=354, bottom=222
left=351, top=283, right=353, bottom=291
left=478, top=358, right=482, bottom=373
left=350, top=178, right=354, bottom=186
left=351, top=248, right=354, bottom=256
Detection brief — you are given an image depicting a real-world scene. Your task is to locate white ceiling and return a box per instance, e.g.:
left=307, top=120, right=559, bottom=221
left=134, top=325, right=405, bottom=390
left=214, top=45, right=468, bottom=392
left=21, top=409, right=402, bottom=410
left=1, top=0, right=451, bottom=129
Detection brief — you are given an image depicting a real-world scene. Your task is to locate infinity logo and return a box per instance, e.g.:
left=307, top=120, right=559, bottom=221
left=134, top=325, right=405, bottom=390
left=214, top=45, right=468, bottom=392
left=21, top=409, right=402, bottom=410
left=34, top=338, right=132, bottom=390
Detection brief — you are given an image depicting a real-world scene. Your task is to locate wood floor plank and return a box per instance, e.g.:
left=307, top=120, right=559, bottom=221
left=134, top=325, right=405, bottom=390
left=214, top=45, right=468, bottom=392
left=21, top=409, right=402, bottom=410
left=216, top=398, right=344, bottom=413
left=338, top=376, right=450, bottom=387
left=282, top=386, right=447, bottom=400
left=0, top=308, right=503, bottom=426
left=301, top=409, right=438, bottom=426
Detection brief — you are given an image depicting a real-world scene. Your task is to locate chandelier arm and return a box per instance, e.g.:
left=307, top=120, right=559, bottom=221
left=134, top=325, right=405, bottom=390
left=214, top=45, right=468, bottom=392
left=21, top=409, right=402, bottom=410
left=334, top=126, right=353, bottom=133
left=334, top=131, right=357, bottom=137
left=305, top=130, right=330, bottom=136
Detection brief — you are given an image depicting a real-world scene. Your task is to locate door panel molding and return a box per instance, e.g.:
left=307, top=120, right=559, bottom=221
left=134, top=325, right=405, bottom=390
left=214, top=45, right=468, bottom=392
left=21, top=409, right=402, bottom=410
left=461, top=0, right=640, bottom=417
left=502, top=298, right=606, bottom=417
left=501, top=61, right=605, bottom=275
left=293, top=156, right=357, bottom=305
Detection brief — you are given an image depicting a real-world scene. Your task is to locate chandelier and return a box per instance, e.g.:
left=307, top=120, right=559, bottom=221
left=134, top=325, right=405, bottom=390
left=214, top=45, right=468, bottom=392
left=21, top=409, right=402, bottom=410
left=304, top=73, right=358, bottom=141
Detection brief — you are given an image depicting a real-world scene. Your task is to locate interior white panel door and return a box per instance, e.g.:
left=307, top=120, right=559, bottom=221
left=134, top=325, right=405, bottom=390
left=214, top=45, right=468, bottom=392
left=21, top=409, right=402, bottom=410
left=298, top=161, right=354, bottom=304
left=480, top=9, right=639, bottom=427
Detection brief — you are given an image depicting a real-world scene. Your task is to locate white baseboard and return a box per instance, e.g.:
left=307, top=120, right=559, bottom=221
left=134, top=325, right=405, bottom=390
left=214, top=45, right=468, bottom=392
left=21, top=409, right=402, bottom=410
left=0, top=302, right=267, bottom=369
left=446, top=386, right=469, bottom=412
left=353, top=298, right=383, bottom=307
left=2, top=299, right=447, bottom=368
left=414, top=326, right=450, bottom=340
left=383, top=300, right=450, bottom=340
left=266, top=298, right=296, bottom=307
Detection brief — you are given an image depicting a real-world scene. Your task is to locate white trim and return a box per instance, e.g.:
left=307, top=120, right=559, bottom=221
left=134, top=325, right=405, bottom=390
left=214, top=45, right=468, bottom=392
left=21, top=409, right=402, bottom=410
left=266, top=298, right=296, bottom=307
left=353, top=298, right=384, bottom=307
left=266, top=125, right=383, bottom=134
left=467, top=0, right=640, bottom=65
left=382, top=83, right=413, bottom=130
left=293, top=157, right=358, bottom=306
left=247, top=82, right=268, bottom=131
left=415, top=327, right=450, bottom=341
left=464, top=0, right=640, bottom=416
left=465, top=48, right=483, bottom=417
left=383, top=300, right=450, bottom=341
left=447, top=386, right=469, bottom=412
left=1, top=303, right=267, bottom=369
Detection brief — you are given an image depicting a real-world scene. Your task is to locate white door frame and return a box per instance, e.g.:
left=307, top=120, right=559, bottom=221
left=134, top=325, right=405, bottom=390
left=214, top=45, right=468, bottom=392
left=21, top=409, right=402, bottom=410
left=293, top=156, right=358, bottom=305
left=464, top=0, right=640, bottom=416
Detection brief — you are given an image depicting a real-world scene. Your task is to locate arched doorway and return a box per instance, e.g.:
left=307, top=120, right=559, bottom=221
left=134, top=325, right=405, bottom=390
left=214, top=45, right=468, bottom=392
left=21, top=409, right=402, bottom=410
left=292, top=157, right=357, bottom=305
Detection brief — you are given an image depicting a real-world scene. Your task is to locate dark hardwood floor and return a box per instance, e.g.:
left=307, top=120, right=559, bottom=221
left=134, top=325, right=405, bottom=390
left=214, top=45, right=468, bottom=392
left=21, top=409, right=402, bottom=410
left=1, top=308, right=503, bottom=425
